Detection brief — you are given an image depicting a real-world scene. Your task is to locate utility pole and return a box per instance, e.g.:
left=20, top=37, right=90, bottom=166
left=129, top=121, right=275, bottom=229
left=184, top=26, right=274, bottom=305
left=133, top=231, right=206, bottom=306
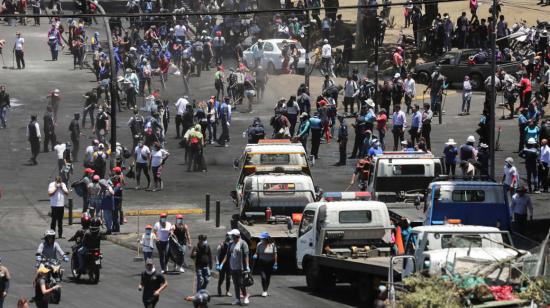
left=94, top=0, right=118, bottom=168
left=374, top=15, right=380, bottom=109
left=489, top=0, right=497, bottom=179
left=304, top=0, right=310, bottom=90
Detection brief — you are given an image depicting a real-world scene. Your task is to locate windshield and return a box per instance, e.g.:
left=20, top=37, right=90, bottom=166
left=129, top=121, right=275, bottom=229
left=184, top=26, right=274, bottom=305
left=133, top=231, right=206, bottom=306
left=245, top=153, right=307, bottom=166
left=421, top=232, right=506, bottom=250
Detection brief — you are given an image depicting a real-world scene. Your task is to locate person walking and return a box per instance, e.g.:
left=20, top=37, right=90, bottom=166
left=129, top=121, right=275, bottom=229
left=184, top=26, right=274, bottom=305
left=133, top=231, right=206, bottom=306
left=0, top=85, right=10, bottom=129
left=252, top=232, right=278, bottom=297
left=27, top=114, right=41, bottom=165
left=0, top=258, right=11, bottom=308
left=48, top=176, right=68, bottom=238
left=540, top=139, right=550, bottom=193
left=140, top=224, right=156, bottom=263
left=421, top=103, right=433, bottom=150
left=222, top=229, right=250, bottom=306
left=297, top=113, right=311, bottom=153
left=502, top=157, right=519, bottom=201
left=134, top=141, right=151, bottom=190
left=138, top=258, right=168, bottom=308
left=150, top=142, right=169, bottom=191
left=461, top=75, right=472, bottom=115
left=334, top=115, right=348, bottom=166
left=173, top=215, right=191, bottom=272
left=216, top=232, right=232, bottom=297
left=519, top=138, right=540, bottom=193
left=68, top=113, right=80, bottom=162
left=309, top=112, right=323, bottom=160
left=443, top=139, right=458, bottom=175
left=153, top=213, right=173, bottom=274
left=403, top=73, right=416, bottom=114
left=13, top=32, right=25, bottom=69
left=217, top=98, right=231, bottom=147
left=409, top=104, right=422, bottom=146
left=510, top=186, right=533, bottom=235
left=191, top=235, right=213, bottom=292
left=391, top=105, right=406, bottom=151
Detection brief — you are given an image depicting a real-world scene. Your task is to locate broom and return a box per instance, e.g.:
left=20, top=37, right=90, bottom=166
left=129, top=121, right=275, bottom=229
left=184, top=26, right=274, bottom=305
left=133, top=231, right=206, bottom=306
left=133, top=210, right=144, bottom=261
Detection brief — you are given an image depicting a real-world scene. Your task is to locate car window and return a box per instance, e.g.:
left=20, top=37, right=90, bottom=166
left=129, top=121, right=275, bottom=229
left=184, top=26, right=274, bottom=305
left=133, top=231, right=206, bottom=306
left=264, top=42, right=274, bottom=52
left=339, top=210, right=372, bottom=223
left=299, top=210, right=315, bottom=236
left=392, top=164, right=425, bottom=176
left=451, top=190, right=486, bottom=202
left=441, top=234, right=482, bottom=249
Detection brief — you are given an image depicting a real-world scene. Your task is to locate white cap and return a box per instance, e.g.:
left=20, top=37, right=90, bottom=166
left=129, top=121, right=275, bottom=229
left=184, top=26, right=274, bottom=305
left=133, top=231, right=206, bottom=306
left=445, top=138, right=456, bottom=145
left=365, top=98, right=375, bottom=107
left=229, top=229, right=240, bottom=236
left=505, top=157, right=514, bottom=164
left=467, top=135, right=475, bottom=143
left=527, top=137, right=537, bottom=145
left=394, top=73, right=401, bottom=79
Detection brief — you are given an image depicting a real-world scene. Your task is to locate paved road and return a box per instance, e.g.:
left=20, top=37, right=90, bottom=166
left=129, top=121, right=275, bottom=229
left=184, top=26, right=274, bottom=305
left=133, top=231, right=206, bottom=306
left=0, top=16, right=548, bottom=307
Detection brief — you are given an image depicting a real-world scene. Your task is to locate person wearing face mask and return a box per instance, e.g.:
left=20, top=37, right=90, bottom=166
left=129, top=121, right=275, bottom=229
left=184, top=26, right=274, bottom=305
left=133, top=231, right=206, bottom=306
left=191, top=235, right=213, bottom=292
left=252, top=232, right=278, bottom=297
left=173, top=215, right=191, bottom=273
left=153, top=214, right=173, bottom=274
left=138, top=258, right=168, bottom=308
left=140, top=225, right=156, bottom=262
left=221, top=229, right=250, bottom=305
left=216, top=232, right=232, bottom=297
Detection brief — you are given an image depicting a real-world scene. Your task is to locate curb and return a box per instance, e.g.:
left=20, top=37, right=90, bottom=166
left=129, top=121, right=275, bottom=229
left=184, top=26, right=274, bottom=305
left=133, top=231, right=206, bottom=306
left=105, top=233, right=219, bottom=279
left=63, top=208, right=204, bottom=219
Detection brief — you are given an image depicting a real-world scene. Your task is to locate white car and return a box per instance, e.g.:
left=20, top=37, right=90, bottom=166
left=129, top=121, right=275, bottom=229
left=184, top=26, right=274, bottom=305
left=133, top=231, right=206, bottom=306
left=242, top=39, right=306, bottom=74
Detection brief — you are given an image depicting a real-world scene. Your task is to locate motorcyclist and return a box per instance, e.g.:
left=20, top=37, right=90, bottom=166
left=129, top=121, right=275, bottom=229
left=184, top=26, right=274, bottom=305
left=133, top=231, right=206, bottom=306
left=77, top=218, right=102, bottom=274
left=36, top=230, right=67, bottom=264
left=350, top=158, right=372, bottom=191
left=69, top=212, right=92, bottom=247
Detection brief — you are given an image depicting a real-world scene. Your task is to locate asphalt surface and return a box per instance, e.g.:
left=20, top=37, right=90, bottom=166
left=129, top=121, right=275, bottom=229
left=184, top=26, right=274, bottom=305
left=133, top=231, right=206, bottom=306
left=0, top=14, right=549, bottom=308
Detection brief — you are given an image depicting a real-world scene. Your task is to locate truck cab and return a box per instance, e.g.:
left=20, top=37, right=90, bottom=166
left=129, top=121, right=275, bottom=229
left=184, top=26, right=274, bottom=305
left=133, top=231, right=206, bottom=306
left=367, top=152, right=443, bottom=203
left=296, top=197, right=392, bottom=270
left=233, top=140, right=311, bottom=188
left=423, top=179, right=511, bottom=230
left=410, top=224, right=525, bottom=276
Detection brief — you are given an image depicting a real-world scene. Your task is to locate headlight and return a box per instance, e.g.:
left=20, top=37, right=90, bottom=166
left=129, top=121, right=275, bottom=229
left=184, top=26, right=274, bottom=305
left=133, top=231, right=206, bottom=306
left=423, top=259, right=431, bottom=269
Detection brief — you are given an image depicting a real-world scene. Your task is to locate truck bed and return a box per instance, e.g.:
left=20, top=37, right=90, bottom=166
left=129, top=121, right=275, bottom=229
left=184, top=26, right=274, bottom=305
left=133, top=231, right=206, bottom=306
left=386, top=203, right=426, bottom=225
left=315, top=255, right=400, bottom=278
left=238, top=221, right=299, bottom=240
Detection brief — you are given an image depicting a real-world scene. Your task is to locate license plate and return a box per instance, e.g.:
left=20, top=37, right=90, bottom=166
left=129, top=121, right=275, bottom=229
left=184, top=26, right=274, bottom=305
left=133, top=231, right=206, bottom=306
left=95, top=260, right=101, bottom=265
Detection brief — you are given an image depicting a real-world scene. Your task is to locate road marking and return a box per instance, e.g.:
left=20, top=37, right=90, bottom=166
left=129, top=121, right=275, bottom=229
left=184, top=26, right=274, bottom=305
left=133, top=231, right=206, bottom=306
left=63, top=208, right=204, bottom=219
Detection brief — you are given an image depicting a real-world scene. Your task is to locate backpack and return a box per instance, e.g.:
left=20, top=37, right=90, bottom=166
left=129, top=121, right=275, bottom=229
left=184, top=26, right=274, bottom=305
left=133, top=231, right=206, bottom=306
left=94, top=152, right=106, bottom=170
left=131, top=116, right=144, bottom=135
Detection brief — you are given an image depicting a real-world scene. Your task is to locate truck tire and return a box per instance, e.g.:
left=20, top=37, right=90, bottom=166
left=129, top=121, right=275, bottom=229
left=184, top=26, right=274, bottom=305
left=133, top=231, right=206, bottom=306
left=353, top=276, right=374, bottom=306
left=304, top=262, right=321, bottom=292
left=416, top=71, right=430, bottom=84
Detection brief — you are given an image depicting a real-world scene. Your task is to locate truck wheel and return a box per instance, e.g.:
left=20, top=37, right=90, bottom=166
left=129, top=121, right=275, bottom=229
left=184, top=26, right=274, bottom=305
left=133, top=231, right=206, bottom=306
left=304, top=263, right=320, bottom=292
left=354, top=277, right=374, bottom=306
left=416, top=71, right=430, bottom=84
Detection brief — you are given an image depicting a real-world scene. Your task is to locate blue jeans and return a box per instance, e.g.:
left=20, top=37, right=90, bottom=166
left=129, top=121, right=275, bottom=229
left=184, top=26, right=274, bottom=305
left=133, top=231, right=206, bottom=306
left=430, top=91, right=441, bottom=113
left=103, top=209, right=113, bottom=232
left=50, top=43, right=59, bottom=60
left=196, top=267, right=211, bottom=291
left=77, top=246, right=88, bottom=273
left=0, top=107, right=7, bottom=127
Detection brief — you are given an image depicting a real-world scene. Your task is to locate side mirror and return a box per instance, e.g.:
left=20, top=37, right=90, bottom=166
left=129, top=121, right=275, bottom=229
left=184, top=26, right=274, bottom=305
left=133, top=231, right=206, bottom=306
left=414, top=195, right=421, bottom=210
left=233, top=159, right=240, bottom=169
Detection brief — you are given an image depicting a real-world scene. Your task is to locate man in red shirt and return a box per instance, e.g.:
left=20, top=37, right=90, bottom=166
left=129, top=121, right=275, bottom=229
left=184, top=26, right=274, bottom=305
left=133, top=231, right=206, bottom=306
left=519, top=72, right=532, bottom=108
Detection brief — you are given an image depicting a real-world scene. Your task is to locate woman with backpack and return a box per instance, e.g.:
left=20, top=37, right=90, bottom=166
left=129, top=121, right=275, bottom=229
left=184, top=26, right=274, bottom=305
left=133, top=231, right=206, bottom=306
left=252, top=232, right=277, bottom=297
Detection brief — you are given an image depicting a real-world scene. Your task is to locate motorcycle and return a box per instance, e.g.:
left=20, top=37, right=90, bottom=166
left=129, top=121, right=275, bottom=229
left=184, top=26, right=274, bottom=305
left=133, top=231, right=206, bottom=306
left=35, top=253, right=69, bottom=304
left=70, top=247, right=102, bottom=284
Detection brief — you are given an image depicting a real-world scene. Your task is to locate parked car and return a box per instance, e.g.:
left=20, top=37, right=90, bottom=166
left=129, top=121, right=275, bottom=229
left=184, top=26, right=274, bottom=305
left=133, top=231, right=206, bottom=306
left=412, top=49, right=522, bottom=90
left=242, top=39, right=306, bottom=74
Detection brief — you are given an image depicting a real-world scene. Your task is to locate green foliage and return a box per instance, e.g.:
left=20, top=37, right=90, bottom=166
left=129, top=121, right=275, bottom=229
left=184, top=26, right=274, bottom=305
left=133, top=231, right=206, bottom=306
left=519, top=277, right=550, bottom=305
left=397, top=274, right=462, bottom=308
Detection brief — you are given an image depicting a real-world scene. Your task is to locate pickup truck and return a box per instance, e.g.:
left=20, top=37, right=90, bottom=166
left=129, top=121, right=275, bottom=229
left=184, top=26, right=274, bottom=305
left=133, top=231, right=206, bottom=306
left=412, top=49, right=522, bottom=90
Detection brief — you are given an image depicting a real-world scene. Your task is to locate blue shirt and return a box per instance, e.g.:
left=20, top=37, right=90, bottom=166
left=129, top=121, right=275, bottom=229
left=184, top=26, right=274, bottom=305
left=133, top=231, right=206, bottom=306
left=443, top=145, right=458, bottom=164
left=309, top=117, right=322, bottom=129
left=368, top=147, right=383, bottom=157
left=518, top=114, right=528, bottom=126
left=525, top=126, right=540, bottom=142
left=411, top=111, right=422, bottom=129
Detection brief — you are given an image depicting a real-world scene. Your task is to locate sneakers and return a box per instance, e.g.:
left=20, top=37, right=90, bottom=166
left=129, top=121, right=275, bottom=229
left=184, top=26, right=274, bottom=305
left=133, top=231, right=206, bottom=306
left=231, top=299, right=241, bottom=305
left=243, top=296, right=250, bottom=304
left=226, top=292, right=232, bottom=297
left=179, top=266, right=185, bottom=273
left=161, top=270, right=165, bottom=274
left=261, top=291, right=268, bottom=297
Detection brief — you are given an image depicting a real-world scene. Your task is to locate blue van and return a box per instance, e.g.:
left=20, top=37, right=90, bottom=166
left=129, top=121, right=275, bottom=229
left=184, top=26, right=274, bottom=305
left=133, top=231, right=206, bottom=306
left=423, top=179, right=511, bottom=231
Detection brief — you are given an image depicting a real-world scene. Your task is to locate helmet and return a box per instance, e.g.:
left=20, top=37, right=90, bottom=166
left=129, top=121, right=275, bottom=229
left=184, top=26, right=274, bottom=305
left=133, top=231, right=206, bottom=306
left=90, top=218, right=101, bottom=233
left=92, top=175, right=100, bottom=181
left=81, top=212, right=91, bottom=229
left=466, top=135, right=476, bottom=143
left=505, top=157, right=514, bottom=165
left=98, top=143, right=105, bottom=150
left=323, top=39, right=328, bottom=43
left=44, top=229, right=56, bottom=239
left=176, top=214, right=184, bottom=219
left=527, top=137, right=537, bottom=145
left=112, top=166, right=122, bottom=173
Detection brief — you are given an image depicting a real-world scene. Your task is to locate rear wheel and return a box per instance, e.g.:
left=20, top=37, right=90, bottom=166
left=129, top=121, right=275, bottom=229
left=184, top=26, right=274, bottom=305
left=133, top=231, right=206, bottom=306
left=90, top=267, right=100, bottom=284
left=417, top=71, right=430, bottom=84
left=70, top=256, right=81, bottom=280
left=304, top=262, right=320, bottom=292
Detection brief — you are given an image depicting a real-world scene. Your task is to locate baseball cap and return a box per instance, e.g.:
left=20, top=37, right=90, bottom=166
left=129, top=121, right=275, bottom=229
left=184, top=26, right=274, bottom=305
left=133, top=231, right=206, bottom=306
left=229, top=229, right=240, bottom=236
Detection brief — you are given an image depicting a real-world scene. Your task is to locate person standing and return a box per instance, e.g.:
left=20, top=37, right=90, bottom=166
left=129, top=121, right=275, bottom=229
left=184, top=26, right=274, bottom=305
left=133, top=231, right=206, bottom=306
left=391, top=105, right=406, bottom=151
left=173, top=215, right=191, bottom=272
left=153, top=213, right=173, bottom=274
left=510, top=186, right=533, bottom=235
left=252, top=232, right=278, bottom=297
left=376, top=108, right=388, bottom=150
left=43, top=107, right=56, bottom=153
left=540, top=139, right=550, bottom=193
left=421, top=103, right=433, bottom=150
left=134, top=141, right=151, bottom=190
left=334, top=115, right=348, bottom=166
left=191, top=235, right=213, bottom=292
left=13, top=32, right=25, bottom=69
left=48, top=176, right=68, bottom=239
left=403, top=73, right=416, bottom=114
left=343, top=76, right=358, bottom=114
left=222, top=229, right=250, bottom=306
left=0, top=85, right=10, bottom=129
left=255, top=65, right=268, bottom=101
left=68, top=113, right=81, bottom=162
left=138, top=258, right=168, bottom=308
left=502, top=157, right=519, bottom=201
left=519, top=138, right=540, bottom=193
left=409, top=104, right=422, bottom=146
left=27, top=114, right=41, bottom=165
left=217, top=98, right=231, bottom=147
left=461, top=76, right=473, bottom=115
left=309, top=112, right=323, bottom=160
left=150, top=142, right=169, bottom=191
left=216, top=233, right=232, bottom=297
left=0, top=258, right=11, bottom=308
left=443, top=139, right=458, bottom=175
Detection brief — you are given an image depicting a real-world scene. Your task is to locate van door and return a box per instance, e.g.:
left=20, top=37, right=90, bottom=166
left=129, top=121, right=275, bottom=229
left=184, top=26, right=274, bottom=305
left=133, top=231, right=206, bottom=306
left=296, top=209, right=316, bottom=269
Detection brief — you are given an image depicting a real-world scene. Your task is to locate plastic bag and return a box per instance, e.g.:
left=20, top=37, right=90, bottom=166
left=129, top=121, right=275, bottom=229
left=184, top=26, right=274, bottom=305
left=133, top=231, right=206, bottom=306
left=489, top=285, right=516, bottom=301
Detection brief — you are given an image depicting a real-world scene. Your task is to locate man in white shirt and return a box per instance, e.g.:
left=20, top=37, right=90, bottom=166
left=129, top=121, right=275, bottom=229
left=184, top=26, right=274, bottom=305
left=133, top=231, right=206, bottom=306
left=501, top=157, right=518, bottom=201
left=48, top=176, right=69, bottom=238
left=540, top=139, right=550, bottom=192
left=175, top=96, right=190, bottom=138
left=174, top=21, right=187, bottom=41
left=14, top=32, right=25, bottom=69
left=134, top=141, right=151, bottom=189
left=321, top=39, right=332, bottom=74
left=391, top=105, right=407, bottom=151
left=403, top=73, right=416, bottom=114
left=53, top=142, right=67, bottom=174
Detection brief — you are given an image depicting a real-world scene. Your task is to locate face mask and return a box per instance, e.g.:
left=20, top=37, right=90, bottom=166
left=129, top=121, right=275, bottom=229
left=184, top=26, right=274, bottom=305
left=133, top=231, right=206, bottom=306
left=176, top=219, right=183, bottom=225
left=145, top=266, right=155, bottom=275
left=160, top=218, right=166, bottom=223
left=145, top=230, right=152, bottom=235
left=202, top=240, right=208, bottom=246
